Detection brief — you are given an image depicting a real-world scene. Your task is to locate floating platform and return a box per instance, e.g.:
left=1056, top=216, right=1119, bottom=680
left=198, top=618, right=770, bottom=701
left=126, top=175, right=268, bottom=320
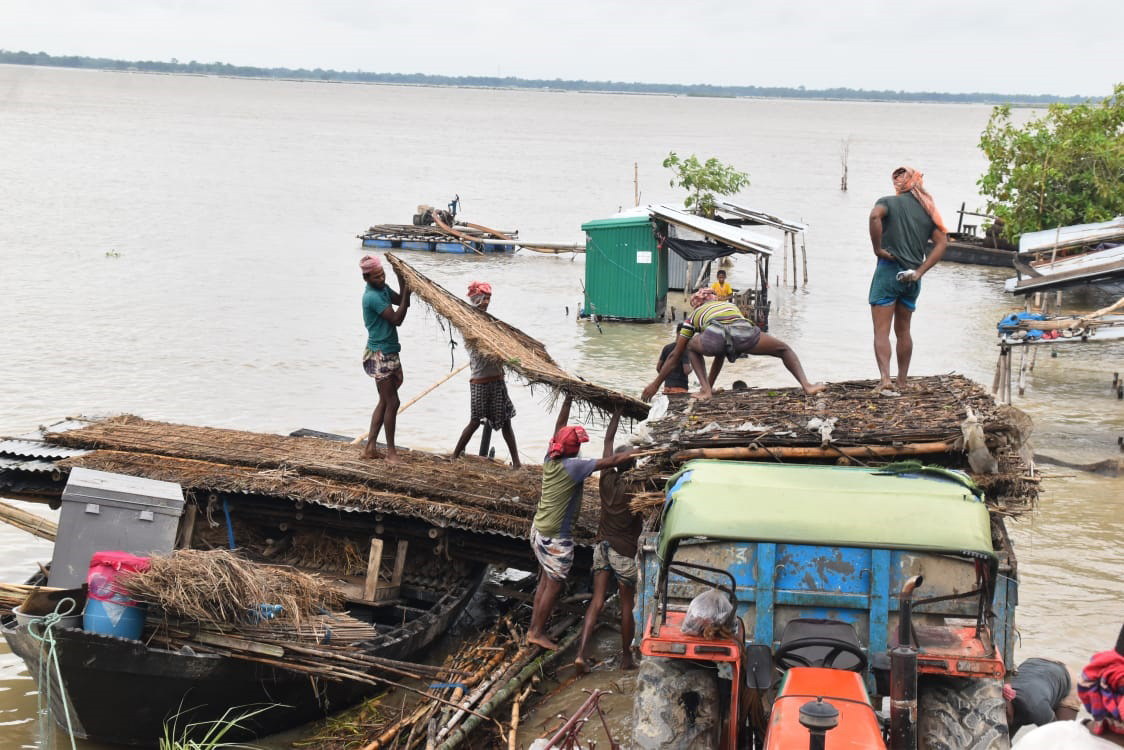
left=358, top=223, right=516, bottom=254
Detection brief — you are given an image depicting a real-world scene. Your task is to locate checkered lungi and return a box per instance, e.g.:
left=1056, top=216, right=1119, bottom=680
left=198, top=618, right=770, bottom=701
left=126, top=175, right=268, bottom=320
left=470, top=379, right=516, bottom=430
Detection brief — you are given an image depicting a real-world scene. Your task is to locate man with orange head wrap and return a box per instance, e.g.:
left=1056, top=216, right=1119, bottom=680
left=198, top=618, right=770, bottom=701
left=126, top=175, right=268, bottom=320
left=868, top=166, right=948, bottom=394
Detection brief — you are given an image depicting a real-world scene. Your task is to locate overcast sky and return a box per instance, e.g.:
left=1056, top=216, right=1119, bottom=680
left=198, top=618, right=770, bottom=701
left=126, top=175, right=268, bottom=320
left=2, top=0, right=1119, bottom=96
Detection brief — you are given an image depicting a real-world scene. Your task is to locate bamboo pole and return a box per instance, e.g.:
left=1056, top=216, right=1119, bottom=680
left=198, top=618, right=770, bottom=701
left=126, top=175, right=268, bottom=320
left=672, top=441, right=952, bottom=462
left=434, top=624, right=583, bottom=750
left=351, top=364, right=469, bottom=445
left=0, top=500, right=58, bottom=541
left=507, top=680, right=537, bottom=750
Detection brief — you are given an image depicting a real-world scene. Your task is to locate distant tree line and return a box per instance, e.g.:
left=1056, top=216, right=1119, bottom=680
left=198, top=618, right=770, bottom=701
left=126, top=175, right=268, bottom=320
left=0, top=49, right=1096, bottom=105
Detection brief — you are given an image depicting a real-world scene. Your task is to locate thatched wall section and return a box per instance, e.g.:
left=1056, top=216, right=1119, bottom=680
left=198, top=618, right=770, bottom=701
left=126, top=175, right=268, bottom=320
left=50, top=417, right=602, bottom=541
left=633, top=374, right=1038, bottom=514
left=387, top=253, right=649, bottom=420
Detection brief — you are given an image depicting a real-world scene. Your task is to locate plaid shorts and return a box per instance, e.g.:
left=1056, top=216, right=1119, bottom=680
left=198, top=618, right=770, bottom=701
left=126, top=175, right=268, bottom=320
left=363, top=349, right=401, bottom=382
left=470, top=380, right=516, bottom=429
left=531, top=528, right=574, bottom=582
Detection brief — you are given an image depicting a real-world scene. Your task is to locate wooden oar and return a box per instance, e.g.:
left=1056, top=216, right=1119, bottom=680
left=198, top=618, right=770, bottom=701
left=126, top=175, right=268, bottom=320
left=350, top=363, right=470, bottom=445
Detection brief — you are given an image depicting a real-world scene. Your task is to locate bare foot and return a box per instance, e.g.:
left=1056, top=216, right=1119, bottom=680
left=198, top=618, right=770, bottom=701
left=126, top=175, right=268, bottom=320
left=802, top=383, right=828, bottom=396
left=620, top=653, right=636, bottom=670
left=526, top=631, right=559, bottom=650
left=895, top=378, right=911, bottom=391
left=691, top=391, right=713, bottom=401
left=877, top=379, right=894, bottom=392
left=384, top=449, right=400, bottom=464
left=574, top=656, right=590, bottom=675
left=511, top=459, right=522, bottom=469
left=361, top=447, right=383, bottom=460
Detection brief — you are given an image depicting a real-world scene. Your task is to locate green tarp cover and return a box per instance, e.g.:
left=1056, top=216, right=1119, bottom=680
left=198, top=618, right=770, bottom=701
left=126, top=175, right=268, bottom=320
left=659, top=460, right=995, bottom=561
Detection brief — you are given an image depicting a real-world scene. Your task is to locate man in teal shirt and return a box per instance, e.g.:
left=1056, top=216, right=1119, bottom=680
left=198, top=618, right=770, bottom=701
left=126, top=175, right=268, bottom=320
left=359, top=254, right=410, bottom=462
left=868, top=166, right=948, bottom=394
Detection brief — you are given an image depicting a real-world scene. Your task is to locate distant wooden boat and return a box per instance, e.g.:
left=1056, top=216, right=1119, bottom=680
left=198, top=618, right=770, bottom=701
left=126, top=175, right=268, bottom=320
left=942, top=236, right=1015, bottom=267
left=359, top=223, right=516, bottom=254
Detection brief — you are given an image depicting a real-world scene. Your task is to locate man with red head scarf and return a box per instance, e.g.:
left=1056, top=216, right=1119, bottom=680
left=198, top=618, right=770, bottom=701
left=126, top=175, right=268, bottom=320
left=868, top=166, right=948, bottom=394
left=1015, top=624, right=1124, bottom=747
left=526, top=395, right=636, bottom=651
left=359, top=254, right=411, bottom=462
left=452, top=281, right=520, bottom=467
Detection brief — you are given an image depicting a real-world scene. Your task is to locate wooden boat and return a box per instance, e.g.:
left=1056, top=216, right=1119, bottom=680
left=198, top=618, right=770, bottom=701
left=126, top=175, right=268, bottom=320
left=2, top=559, right=486, bottom=747
left=941, top=235, right=1015, bottom=267
left=359, top=223, right=517, bottom=254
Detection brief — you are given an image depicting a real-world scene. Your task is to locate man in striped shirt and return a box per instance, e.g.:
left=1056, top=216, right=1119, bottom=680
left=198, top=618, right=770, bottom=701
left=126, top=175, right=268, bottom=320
left=641, top=288, right=824, bottom=400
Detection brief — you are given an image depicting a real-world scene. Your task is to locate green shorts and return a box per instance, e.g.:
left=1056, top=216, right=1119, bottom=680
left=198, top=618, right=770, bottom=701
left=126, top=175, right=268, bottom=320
left=868, top=258, right=921, bottom=311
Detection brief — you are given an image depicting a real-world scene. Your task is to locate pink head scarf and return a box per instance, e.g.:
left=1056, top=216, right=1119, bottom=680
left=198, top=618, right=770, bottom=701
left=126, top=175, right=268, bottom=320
left=467, top=281, right=492, bottom=304
left=892, top=167, right=947, bottom=233
left=359, top=254, right=383, bottom=274
left=690, top=288, right=718, bottom=308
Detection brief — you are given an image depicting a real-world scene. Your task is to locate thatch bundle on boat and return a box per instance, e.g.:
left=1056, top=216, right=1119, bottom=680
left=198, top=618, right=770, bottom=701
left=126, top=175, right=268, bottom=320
left=631, top=374, right=1038, bottom=515
left=387, top=253, right=650, bottom=420
left=119, top=549, right=343, bottom=627
left=49, top=416, right=602, bottom=542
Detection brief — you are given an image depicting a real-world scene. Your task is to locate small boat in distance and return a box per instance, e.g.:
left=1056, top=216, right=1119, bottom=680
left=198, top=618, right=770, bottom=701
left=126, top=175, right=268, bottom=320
left=938, top=204, right=1016, bottom=268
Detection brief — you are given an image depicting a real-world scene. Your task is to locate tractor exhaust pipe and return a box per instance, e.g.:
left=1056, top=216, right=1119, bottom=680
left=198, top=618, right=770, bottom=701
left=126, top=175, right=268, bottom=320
left=799, top=697, right=839, bottom=750
left=890, top=575, right=923, bottom=750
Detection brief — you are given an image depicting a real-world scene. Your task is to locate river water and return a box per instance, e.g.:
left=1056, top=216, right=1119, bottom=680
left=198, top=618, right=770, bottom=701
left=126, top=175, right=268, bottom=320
left=0, top=66, right=1120, bottom=749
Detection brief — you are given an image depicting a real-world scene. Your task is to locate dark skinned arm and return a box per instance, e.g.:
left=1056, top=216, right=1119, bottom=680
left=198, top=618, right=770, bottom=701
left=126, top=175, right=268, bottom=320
left=642, top=336, right=689, bottom=401
left=379, top=277, right=411, bottom=327
left=603, top=407, right=622, bottom=459
left=913, top=228, right=948, bottom=279
left=869, top=204, right=896, bottom=262
left=594, top=448, right=635, bottom=472
left=553, top=394, right=573, bottom=438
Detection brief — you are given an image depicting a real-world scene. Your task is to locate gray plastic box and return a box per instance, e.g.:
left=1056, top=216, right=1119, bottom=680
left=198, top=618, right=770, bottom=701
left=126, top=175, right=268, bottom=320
left=49, top=468, right=186, bottom=588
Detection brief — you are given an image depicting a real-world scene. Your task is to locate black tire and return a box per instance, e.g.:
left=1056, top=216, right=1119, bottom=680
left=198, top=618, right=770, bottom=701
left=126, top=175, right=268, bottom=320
left=918, top=676, right=1010, bottom=750
left=631, top=656, right=721, bottom=749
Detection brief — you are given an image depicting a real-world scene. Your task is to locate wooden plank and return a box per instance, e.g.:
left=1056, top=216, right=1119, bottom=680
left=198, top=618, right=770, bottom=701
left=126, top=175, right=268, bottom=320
left=363, top=537, right=384, bottom=601
left=193, top=631, right=285, bottom=657
left=391, top=539, right=408, bottom=586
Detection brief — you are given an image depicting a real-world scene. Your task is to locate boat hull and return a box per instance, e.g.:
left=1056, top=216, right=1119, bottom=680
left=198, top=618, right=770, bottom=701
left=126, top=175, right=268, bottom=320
left=942, top=240, right=1015, bottom=267
left=2, top=569, right=486, bottom=747
left=360, top=236, right=513, bottom=253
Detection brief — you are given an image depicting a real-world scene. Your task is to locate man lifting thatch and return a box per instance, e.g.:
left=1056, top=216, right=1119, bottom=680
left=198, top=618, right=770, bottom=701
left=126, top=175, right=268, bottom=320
left=451, top=281, right=521, bottom=467
left=359, top=254, right=411, bottom=463
left=527, top=396, right=636, bottom=650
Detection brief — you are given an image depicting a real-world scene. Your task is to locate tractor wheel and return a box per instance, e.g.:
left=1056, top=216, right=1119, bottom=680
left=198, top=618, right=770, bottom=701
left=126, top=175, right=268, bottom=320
left=918, top=676, right=1010, bottom=750
left=631, top=656, right=721, bottom=749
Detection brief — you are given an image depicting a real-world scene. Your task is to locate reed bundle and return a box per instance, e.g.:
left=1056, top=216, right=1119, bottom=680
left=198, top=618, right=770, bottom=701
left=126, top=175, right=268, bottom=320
left=119, top=549, right=342, bottom=628
left=633, top=374, right=1038, bottom=513
left=0, top=500, right=58, bottom=541
left=386, top=253, right=649, bottom=420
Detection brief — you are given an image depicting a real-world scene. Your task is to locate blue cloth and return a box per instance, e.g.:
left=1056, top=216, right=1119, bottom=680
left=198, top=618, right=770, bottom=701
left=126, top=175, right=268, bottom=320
left=868, top=258, right=921, bottom=310
left=362, top=283, right=401, bottom=354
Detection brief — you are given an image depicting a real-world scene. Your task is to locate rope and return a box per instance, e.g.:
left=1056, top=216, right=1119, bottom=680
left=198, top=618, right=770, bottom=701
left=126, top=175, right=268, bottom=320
left=27, top=598, right=80, bottom=750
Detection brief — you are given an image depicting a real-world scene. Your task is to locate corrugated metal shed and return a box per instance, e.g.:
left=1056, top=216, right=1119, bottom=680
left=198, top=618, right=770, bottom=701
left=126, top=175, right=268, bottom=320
left=582, top=214, right=668, bottom=320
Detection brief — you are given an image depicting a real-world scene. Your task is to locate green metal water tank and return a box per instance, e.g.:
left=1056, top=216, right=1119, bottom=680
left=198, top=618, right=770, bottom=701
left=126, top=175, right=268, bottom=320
left=581, top=214, right=667, bottom=321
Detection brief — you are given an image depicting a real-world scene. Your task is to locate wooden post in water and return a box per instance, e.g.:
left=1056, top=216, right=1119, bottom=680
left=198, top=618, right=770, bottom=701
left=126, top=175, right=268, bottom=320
left=801, top=233, right=809, bottom=286
left=634, top=162, right=639, bottom=207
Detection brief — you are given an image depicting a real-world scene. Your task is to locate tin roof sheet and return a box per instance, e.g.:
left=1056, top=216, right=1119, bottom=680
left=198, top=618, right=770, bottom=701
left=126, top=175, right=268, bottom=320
left=1018, top=216, right=1124, bottom=256
left=649, top=204, right=780, bottom=255
left=714, top=200, right=809, bottom=233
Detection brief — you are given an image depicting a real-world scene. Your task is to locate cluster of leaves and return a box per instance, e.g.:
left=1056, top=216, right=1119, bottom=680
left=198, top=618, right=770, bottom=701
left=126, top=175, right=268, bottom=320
left=977, top=83, right=1124, bottom=241
left=663, top=152, right=750, bottom=217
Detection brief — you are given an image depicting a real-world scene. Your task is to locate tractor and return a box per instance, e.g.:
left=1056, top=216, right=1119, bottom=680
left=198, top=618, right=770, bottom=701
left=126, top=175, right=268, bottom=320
left=631, top=460, right=1017, bottom=749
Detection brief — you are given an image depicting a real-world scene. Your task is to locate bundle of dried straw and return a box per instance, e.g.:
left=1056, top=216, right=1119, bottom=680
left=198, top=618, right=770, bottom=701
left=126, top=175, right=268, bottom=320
left=119, top=549, right=342, bottom=627
left=387, top=253, right=650, bottom=420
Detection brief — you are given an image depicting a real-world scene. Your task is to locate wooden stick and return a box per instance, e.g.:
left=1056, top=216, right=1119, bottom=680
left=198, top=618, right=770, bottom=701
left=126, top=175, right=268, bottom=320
left=672, top=441, right=952, bottom=462
left=0, top=500, right=58, bottom=541
left=351, top=364, right=469, bottom=444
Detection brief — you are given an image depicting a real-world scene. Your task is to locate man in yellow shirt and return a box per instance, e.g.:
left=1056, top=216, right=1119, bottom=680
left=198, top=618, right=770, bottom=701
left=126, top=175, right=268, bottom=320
left=710, top=269, right=733, bottom=300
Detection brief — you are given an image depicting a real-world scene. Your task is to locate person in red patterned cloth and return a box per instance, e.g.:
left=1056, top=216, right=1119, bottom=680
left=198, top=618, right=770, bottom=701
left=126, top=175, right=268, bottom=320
left=1015, top=624, right=1124, bottom=748
left=451, top=281, right=521, bottom=467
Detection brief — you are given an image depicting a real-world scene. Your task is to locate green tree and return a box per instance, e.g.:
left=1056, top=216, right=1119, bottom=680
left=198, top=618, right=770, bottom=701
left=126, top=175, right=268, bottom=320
left=977, top=84, right=1124, bottom=241
left=662, top=152, right=750, bottom=216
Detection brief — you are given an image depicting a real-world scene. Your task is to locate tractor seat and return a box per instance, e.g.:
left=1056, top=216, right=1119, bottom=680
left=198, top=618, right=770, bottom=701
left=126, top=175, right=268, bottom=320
left=775, top=618, right=866, bottom=672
